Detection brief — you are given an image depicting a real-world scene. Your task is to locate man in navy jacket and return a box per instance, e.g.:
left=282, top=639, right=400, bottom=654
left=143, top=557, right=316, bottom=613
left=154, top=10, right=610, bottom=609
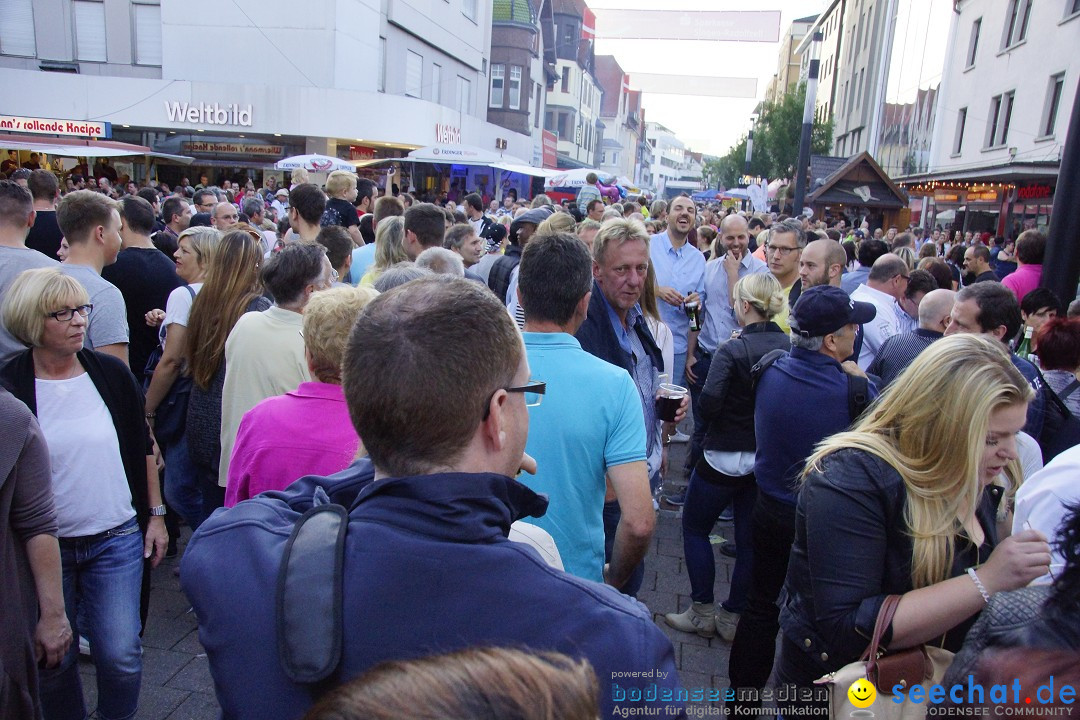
left=180, top=276, right=684, bottom=719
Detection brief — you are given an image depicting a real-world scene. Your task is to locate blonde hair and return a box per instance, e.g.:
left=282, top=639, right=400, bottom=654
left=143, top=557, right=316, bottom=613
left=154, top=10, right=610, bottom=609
left=325, top=170, right=357, bottom=198
left=893, top=246, right=917, bottom=272
left=1, top=268, right=89, bottom=348
left=536, top=212, right=576, bottom=237
left=303, top=286, right=379, bottom=384
left=290, top=167, right=310, bottom=185
left=732, top=273, right=785, bottom=320
left=804, top=334, right=1035, bottom=588
left=177, top=226, right=222, bottom=272
left=592, top=218, right=649, bottom=265
left=372, top=216, right=407, bottom=272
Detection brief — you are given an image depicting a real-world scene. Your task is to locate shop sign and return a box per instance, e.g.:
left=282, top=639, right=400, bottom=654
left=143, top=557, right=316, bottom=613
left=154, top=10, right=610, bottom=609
left=933, top=189, right=964, bottom=203
left=542, top=130, right=558, bottom=169
left=967, top=184, right=1001, bottom=203
left=165, top=102, right=253, bottom=127
left=350, top=146, right=375, bottom=161
left=181, top=141, right=283, bottom=157
left=0, top=114, right=110, bottom=138
left=1018, top=184, right=1053, bottom=201
left=435, top=123, right=461, bottom=144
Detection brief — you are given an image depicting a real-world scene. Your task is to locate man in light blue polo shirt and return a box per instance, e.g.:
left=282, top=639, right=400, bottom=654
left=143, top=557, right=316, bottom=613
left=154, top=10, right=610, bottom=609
left=516, top=232, right=654, bottom=587
left=650, top=195, right=706, bottom=389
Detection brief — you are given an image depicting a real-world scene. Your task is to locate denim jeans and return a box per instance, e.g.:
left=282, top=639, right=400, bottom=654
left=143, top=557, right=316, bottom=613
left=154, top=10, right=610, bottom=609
left=671, top=351, right=687, bottom=390
left=681, top=463, right=755, bottom=611
left=685, top=347, right=713, bottom=474
left=164, top=432, right=205, bottom=531
left=41, top=517, right=144, bottom=720
left=602, top=499, right=645, bottom=597
left=726, top=492, right=798, bottom=714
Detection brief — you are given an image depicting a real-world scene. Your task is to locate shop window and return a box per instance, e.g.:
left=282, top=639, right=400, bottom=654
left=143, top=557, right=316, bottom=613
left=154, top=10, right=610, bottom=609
left=74, top=0, right=107, bottom=62
left=1041, top=73, right=1065, bottom=137
left=508, top=66, right=522, bottom=110
left=432, top=63, right=441, bottom=104
left=0, top=0, right=37, bottom=57
left=953, top=107, right=967, bottom=154
left=489, top=64, right=504, bottom=108
left=1001, top=0, right=1031, bottom=49
left=966, top=18, right=981, bottom=68
left=133, top=3, right=161, bottom=66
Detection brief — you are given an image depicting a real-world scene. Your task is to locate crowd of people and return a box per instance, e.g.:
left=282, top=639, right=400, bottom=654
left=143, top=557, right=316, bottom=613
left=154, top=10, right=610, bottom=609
left=1, top=165, right=1079, bottom=720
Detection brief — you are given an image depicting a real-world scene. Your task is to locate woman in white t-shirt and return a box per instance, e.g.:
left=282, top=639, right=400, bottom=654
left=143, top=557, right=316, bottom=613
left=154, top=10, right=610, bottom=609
left=144, top=226, right=221, bottom=530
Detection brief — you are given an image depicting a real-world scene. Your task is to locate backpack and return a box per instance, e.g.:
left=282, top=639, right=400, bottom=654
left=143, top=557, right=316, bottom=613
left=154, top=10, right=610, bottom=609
left=1032, top=368, right=1080, bottom=463
left=751, top=349, right=871, bottom=424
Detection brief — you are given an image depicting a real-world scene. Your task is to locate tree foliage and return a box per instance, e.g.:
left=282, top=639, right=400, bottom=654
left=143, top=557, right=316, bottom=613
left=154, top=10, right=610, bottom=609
left=704, top=83, right=834, bottom=190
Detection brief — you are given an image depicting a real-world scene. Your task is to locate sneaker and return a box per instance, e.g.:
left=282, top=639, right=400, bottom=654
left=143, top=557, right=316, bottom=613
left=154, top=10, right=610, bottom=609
left=664, top=602, right=715, bottom=638
left=661, top=489, right=686, bottom=507
left=719, top=542, right=737, bottom=559
left=718, top=507, right=734, bottom=522
left=714, top=606, right=741, bottom=642
left=668, top=429, right=691, bottom=444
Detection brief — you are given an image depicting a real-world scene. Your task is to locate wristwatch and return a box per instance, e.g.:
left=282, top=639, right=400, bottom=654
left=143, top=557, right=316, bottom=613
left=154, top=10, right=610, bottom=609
left=149, top=505, right=167, bottom=517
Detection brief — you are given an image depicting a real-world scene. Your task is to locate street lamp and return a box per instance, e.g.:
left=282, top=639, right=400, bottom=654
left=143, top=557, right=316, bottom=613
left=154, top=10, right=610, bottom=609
left=744, top=113, right=758, bottom=176
left=792, top=30, right=823, bottom=216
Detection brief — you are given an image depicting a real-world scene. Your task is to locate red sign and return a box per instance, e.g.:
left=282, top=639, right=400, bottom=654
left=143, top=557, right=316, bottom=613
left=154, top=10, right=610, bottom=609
left=542, top=130, right=558, bottom=169
left=1017, top=184, right=1053, bottom=201
left=349, top=146, right=375, bottom=161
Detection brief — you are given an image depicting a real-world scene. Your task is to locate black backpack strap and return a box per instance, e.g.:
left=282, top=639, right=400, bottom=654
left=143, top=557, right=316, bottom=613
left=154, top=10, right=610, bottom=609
left=750, top=349, right=787, bottom=393
left=1059, top=379, right=1080, bottom=402
left=847, top=373, right=871, bottom=423
left=277, top=501, right=348, bottom=688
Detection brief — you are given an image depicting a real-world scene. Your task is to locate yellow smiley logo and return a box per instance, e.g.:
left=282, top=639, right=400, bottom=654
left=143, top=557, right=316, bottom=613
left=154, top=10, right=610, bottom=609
left=848, top=678, right=877, bottom=708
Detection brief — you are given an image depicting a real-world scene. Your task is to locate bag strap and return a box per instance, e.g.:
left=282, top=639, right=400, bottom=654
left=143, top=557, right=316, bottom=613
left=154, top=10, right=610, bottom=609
left=751, top=348, right=787, bottom=393
left=847, top=372, right=871, bottom=423
left=860, top=595, right=902, bottom=662
left=1059, top=379, right=1080, bottom=402
left=276, top=502, right=348, bottom=687
left=1031, top=362, right=1075, bottom=418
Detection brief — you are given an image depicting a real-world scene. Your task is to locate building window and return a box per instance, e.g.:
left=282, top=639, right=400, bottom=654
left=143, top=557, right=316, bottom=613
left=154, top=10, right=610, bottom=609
left=986, top=91, right=1015, bottom=147
left=432, top=63, right=441, bottom=104
left=457, top=75, right=471, bottom=115
left=405, top=50, right=423, bottom=98
left=74, top=0, right=107, bottom=62
left=489, top=64, right=504, bottom=108
left=864, top=5, right=872, bottom=49
left=966, top=18, right=981, bottom=67
left=856, top=69, right=864, bottom=109
left=854, top=12, right=864, bottom=55
left=378, top=37, right=386, bottom=92
left=534, top=83, right=542, bottom=128
left=1071, top=0, right=1080, bottom=16
left=133, top=3, right=162, bottom=66
left=508, top=66, right=522, bottom=110
left=1002, top=0, right=1031, bottom=48
left=462, top=0, right=477, bottom=22
left=1041, top=73, right=1065, bottom=137
left=561, top=66, right=569, bottom=93
left=0, top=0, right=37, bottom=56
left=953, top=107, right=967, bottom=154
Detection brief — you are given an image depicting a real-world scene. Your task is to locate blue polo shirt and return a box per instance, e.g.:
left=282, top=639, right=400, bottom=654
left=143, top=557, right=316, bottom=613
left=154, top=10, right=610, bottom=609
left=754, top=347, right=878, bottom=505
left=649, top=232, right=705, bottom=354
left=519, top=332, right=648, bottom=582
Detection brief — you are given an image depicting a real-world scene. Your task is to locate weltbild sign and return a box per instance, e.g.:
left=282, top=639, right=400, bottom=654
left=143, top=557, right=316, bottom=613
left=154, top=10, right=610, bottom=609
left=165, top=102, right=253, bottom=127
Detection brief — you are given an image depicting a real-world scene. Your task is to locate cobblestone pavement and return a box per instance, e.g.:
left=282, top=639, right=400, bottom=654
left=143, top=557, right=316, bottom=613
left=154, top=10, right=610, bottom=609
left=88, top=429, right=734, bottom=718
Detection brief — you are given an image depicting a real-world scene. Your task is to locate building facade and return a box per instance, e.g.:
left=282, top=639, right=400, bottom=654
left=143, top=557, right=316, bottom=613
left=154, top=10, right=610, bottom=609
left=594, top=54, right=643, bottom=184
left=765, top=14, right=817, bottom=104
left=542, top=0, right=602, bottom=168
left=644, top=121, right=702, bottom=198
left=0, top=0, right=536, bottom=185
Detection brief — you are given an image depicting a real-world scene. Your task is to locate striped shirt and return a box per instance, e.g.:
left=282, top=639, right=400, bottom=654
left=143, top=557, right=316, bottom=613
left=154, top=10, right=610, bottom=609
left=867, top=328, right=943, bottom=387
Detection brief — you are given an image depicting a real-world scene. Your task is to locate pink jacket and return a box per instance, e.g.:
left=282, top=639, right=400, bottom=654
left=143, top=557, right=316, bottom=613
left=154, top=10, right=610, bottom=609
left=225, top=382, right=360, bottom=507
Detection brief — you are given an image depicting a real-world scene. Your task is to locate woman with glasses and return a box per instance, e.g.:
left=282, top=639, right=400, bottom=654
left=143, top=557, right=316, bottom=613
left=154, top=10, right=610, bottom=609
left=1, top=268, right=168, bottom=720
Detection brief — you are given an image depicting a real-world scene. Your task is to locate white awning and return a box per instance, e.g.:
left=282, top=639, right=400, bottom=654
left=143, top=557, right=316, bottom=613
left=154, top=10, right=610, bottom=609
left=492, top=162, right=560, bottom=178
left=0, top=137, right=149, bottom=158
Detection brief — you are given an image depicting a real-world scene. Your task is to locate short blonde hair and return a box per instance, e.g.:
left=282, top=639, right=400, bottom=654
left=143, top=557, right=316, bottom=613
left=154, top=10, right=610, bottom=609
left=290, top=167, right=310, bottom=185
left=592, top=217, right=649, bottom=265
left=325, top=170, right=357, bottom=198
left=2, top=268, right=89, bottom=348
left=303, top=286, right=379, bottom=384
left=536, top=212, right=576, bottom=237
left=177, top=226, right=221, bottom=271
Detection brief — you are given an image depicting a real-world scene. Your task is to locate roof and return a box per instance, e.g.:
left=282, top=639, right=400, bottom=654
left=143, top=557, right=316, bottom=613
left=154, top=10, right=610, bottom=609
left=493, top=0, right=536, bottom=24
left=809, top=154, right=847, bottom=187
left=602, top=138, right=623, bottom=149
left=794, top=14, right=819, bottom=24
left=594, top=55, right=626, bottom=116
left=806, top=151, right=909, bottom=208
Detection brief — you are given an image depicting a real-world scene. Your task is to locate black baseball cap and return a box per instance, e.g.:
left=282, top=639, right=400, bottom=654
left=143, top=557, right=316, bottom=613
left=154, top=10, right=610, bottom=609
left=791, top=285, right=876, bottom=338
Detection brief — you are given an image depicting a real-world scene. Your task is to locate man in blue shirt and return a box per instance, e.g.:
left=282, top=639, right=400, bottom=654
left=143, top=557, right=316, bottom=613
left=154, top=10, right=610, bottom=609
left=516, top=233, right=654, bottom=588
left=728, top=285, right=878, bottom=715
left=650, top=195, right=706, bottom=389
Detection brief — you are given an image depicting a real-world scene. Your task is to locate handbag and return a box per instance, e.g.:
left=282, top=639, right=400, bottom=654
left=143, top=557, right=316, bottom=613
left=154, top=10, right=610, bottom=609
left=142, top=286, right=196, bottom=446
left=816, top=595, right=954, bottom=719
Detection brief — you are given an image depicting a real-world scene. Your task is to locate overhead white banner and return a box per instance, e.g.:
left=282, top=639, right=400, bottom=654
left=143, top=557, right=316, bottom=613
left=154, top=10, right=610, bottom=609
left=591, top=10, right=780, bottom=42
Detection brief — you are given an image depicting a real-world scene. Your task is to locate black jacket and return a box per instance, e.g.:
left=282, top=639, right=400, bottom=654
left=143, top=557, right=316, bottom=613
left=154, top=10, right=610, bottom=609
left=698, top=322, right=789, bottom=453
left=487, top=245, right=522, bottom=302
left=575, top=281, right=664, bottom=375
left=1, top=349, right=153, bottom=532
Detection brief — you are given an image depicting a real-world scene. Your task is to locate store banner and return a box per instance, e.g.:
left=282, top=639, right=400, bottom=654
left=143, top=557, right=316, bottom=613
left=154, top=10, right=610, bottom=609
left=0, top=115, right=110, bottom=138
left=182, top=141, right=284, bottom=157
left=542, top=130, right=558, bottom=169
left=350, top=146, right=375, bottom=161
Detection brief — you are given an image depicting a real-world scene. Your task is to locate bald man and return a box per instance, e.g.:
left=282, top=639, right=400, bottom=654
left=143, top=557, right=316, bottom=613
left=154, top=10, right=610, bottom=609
left=212, top=202, right=239, bottom=230
left=867, top=288, right=956, bottom=386
left=797, top=238, right=846, bottom=289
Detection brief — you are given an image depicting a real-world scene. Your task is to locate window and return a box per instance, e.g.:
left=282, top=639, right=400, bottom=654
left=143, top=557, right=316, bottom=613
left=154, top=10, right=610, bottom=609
left=378, top=38, right=386, bottom=92
left=457, top=75, right=471, bottom=115
left=508, top=66, right=522, bottom=110
left=953, top=107, right=967, bottom=154
left=1002, top=0, right=1031, bottom=47
left=561, top=66, right=569, bottom=92
left=405, top=50, right=422, bottom=98
left=1072, top=0, right=1080, bottom=16
left=534, top=83, right=542, bottom=128
left=462, top=0, right=477, bottom=22
left=986, top=91, right=1015, bottom=147
left=1041, top=73, right=1065, bottom=137
left=856, top=69, right=864, bottom=109
left=966, top=18, right=981, bottom=67
left=849, top=24, right=856, bottom=60
left=133, top=3, right=161, bottom=66
left=0, top=0, right=36, bottom=56
left=74, top=0, right=107, bottom=62
left=854, top=12, right=864, bottom=55
left=489, top=64, right=504, bottom=107
left=432, top=63, right=441, bottom=104
left=864, top=5, right=872, bottom=49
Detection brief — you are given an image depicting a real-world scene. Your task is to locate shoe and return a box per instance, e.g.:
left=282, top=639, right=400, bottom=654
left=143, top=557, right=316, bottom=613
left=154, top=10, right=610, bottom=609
left=718, top=507, right=734, bottom=522
left=714, top=606, right=741, bottom=642
left=719, top=542, right=737, bottom=559
left=668, top=429, right=690, bottom=444
left=662, top=489, right=686, bottom=507
left=79, top=636, right=91, bottom=656
left=664, top=602, right=716, bottom=638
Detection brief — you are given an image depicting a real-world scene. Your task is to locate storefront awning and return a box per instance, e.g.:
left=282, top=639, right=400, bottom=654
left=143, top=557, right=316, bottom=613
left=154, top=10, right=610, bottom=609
left=356, top=145, right=555, bottom=177
left=0, top=133, right=151, bottom=158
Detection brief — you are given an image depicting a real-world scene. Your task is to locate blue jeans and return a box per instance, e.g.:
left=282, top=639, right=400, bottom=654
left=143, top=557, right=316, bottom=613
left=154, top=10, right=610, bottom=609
left=682, top=463, right=755, bottom=610
left=164, top=432, right=205, bottom=530
left=671, top=351, right=687, bottom=390
left=685, top=347, right=713, bottom=473
left=41, top=517, right=144, bottom=720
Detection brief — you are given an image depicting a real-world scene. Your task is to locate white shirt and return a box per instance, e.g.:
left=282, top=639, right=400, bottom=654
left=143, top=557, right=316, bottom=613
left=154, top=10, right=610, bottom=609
left=161, top=282, right=203, bottom=349
left=851, top=283, right=901, bottom=370
left=1012, top=443, right=1079, bottom=585
left=36, top=373, right=135, bottom=536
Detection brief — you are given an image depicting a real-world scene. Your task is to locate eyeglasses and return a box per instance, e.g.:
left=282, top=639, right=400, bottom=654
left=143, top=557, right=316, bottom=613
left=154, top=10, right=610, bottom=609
left=765, top=244, right=800, bottom=256
left=330, top=269, right=340, bottom=284
left=47, top=304, right=93, bottom=322
left=482, top=379, right=547, bottom=419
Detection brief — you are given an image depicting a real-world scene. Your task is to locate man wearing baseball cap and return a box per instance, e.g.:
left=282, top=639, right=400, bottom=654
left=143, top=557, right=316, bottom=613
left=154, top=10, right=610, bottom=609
left=727, top=284, right=879, bottom=716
